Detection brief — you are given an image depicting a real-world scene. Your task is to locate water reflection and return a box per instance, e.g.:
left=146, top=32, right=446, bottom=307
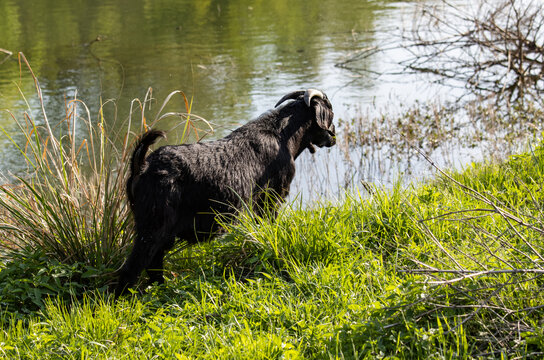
left=1, top=1, right=406, bottom=184
left=2, top=0, right=487, bottom=201
left=1, top=0, right=393, bottom=122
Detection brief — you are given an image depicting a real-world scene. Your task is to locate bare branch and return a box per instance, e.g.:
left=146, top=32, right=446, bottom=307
left=338, top=0, right=544, bottom=110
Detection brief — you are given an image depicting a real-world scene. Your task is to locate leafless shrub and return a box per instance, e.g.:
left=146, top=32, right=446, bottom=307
left=338, top=0, right=544, bottom=109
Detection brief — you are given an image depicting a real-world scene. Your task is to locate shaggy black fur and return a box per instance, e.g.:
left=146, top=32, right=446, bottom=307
left=115, top=89, right=335, bottom=296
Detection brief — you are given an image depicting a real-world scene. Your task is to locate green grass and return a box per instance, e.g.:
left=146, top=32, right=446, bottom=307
left=0, top=140, right=542, bottom=359
left=0, top=54, right=212, bottom=317
left=0, top=54, right=542, bottom=359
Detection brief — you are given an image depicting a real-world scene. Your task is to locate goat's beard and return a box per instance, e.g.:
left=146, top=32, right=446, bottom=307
left=307, top=143, right=317, bottom=153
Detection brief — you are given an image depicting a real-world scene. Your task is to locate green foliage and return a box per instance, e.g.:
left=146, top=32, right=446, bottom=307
left=1, top=140, right=543, bottom=358
left=0, top=249, right=108, bottom=321
left=0, top=57, right=543, bottom=358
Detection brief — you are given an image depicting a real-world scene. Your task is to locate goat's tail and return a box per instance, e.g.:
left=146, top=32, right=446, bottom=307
left=130, top=130, right=166, bottom=176
left=127, top=130, right=166, bottom=205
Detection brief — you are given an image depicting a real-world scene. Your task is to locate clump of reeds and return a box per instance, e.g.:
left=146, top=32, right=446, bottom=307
left=0, top=53, right=212, bottom=278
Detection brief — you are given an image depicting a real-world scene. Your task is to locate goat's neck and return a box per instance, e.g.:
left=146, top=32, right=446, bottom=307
left=281, top=115, right=312, bottom=160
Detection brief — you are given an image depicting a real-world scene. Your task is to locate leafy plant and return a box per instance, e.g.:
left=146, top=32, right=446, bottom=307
left=0, top=248, right=107, bottom=320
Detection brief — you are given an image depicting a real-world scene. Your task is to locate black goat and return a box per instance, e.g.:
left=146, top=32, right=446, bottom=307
left=115, top=89, right=335, bottom=296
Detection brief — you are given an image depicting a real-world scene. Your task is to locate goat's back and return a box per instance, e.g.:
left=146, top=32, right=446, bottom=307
left=130, top=124, right=295, bottom=241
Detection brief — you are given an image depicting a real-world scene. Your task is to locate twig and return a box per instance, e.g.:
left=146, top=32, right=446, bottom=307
left=0, top=48, right=13, bottom=65
left=411, top=142, right=544, bottom=236
left=405, top=201, right=465, bottom=270
left=419, top=208, right=496, bottom=222
left=400, top=268, right=544, bottom=275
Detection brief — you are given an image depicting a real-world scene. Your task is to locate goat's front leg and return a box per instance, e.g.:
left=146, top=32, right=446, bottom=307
left=146, top=249, right=166, bottom=285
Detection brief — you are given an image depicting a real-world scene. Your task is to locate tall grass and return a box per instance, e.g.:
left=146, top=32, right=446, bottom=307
left=198, top=144, right=544, bottom=357
left=0, top=53, right=212, bottom=279
left=0, top=135, right=542, bottom=358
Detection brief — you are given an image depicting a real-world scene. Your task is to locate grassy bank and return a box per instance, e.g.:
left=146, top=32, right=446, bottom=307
left=0, top=138, right=542, bottom=358
left=0, top=56, right=542, bottom=359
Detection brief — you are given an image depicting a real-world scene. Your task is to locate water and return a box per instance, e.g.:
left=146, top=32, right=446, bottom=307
left=0, top=0, right=401, bottom=120
left=0, top=0, right=528, bottom=201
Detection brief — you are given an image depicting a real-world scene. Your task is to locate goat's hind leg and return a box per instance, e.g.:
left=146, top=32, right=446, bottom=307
left=115, top=234, right=162, bottom=297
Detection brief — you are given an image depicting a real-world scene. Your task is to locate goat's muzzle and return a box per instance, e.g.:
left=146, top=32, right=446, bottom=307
left=308, top=124, right=336, bottom=153
left=321, top=125, right=336, bottom=148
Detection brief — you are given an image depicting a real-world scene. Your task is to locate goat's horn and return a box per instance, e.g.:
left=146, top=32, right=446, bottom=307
left=275, top=90, right=305, bottom=107
left=303, top=89, right=324, bottom=107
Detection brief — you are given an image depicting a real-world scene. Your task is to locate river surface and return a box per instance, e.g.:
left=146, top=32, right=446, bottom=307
left=0, top=0, right=515, bottom=201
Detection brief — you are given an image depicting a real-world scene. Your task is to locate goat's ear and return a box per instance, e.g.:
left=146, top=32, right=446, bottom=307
left=304, top=90, right=333, bottom=130
left=313, top=99, right=334, bottom=130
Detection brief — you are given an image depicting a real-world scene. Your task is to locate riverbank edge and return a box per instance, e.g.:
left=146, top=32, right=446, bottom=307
left=0, top=140, right=543, bottom=359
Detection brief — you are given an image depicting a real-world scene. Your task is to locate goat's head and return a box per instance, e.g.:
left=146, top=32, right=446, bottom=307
left=275, top=89, right=336, bottom=154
